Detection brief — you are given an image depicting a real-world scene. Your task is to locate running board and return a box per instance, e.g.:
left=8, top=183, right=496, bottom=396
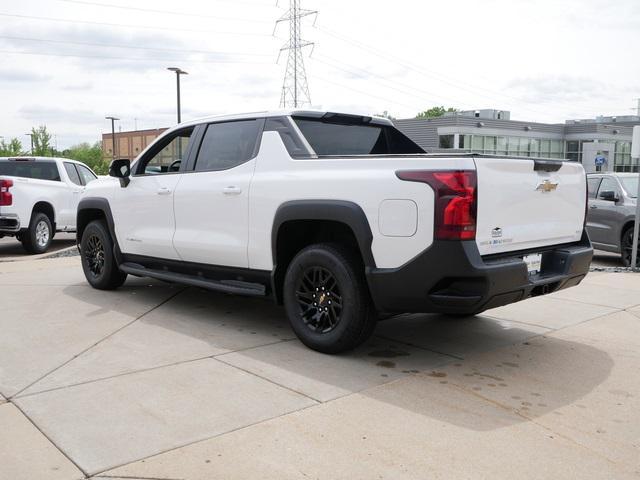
left=119, top=262, right=266, bottom=297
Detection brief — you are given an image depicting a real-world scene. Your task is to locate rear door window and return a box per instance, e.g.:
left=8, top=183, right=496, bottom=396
left=293, top=117, right=424, bottom=156
left=64, top=162, right=82, bottom=186
left=194, top=120, right=261, bottom=172
left=76, top=164, right=97, bottom=185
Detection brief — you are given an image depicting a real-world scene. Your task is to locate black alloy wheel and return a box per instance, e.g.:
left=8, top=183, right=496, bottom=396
left=80, top=219, right=127, bottom=290
left=621, top=226, right=640, bottom=267
left=295, top=266, right=343, bottom=333
left=84, top=234, right=106, bottom=278
left=283, top=243, right=377, bottom=353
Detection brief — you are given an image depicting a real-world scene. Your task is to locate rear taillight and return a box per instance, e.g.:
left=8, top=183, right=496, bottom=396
left=396, top=170, right=477, bottom=240
left=0, top=179, right=13, bottom=206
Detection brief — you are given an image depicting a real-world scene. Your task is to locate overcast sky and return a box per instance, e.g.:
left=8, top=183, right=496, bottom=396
left=1, top=0, right=638, bottom=149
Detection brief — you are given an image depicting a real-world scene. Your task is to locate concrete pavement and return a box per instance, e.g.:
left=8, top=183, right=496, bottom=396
left=0, top=232, right=76, bottom=262
left=0, top=256, right=638, bottom=479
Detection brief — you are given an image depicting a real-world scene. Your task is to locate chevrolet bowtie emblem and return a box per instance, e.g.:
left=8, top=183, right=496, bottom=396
left=536, top=180, right=558, bottom=193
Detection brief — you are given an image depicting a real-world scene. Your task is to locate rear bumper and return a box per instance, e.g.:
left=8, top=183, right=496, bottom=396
left=0, top=214, right=20, bottom=234
left=366, top=230, right=593, bottom=314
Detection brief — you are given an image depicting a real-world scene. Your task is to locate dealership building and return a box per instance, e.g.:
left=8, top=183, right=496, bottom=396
left=394, top=110, right=640, bottom=173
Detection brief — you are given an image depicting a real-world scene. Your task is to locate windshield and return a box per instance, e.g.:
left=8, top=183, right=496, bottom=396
left=620, top=176, right=639, bottom=198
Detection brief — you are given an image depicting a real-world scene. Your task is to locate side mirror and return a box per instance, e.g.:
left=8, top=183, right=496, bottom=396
left=599, top=190, right=618, bottom=202
left=109, top=159, right=131, bottom=187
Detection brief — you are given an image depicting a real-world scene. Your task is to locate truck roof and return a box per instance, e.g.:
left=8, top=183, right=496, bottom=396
left=0, top=156, right=85, bottom=165
left=178, top=110, right=395, bottom=128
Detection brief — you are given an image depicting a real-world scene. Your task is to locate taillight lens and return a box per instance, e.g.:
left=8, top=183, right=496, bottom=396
left=0, top=179, right=13, bottom=206
left=396, top=170, right=477, bottom=240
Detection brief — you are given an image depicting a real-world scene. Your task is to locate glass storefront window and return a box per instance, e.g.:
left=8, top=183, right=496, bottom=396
left=471, top=135, right=483, bottom=152
left=566, top=141, right=579, bottom=153
left=508, top=137, right=519, bottom=155
left=518, top=138, right=529, bottom=156
left=529, top=139, right=539, bottom=157
left=483, top=136, right=496, bottom=153
left=539, top=139, right=550, bottom=157
left=459, top=135, right=471, bottom=150
left=439, top=135, right=454, bottom=149
left=496, top=136, right=507, bottom=154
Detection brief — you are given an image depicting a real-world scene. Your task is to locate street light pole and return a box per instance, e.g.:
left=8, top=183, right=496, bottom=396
left=105, top=116, right=119, bottom=160
left=167, top=67, right=188, bottom=124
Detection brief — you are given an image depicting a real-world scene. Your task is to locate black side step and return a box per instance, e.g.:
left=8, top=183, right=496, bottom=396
left=119, top=262, right=266, bottom=297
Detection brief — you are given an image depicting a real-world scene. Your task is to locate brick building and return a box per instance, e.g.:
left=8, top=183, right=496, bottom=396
left=102, top=128, right=168, bottom=161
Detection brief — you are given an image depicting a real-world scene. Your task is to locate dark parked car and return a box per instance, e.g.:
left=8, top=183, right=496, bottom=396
left=586, top=173, right=639, bottom=266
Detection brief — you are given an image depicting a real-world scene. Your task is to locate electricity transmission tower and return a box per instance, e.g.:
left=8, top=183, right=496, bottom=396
left=275, top=0, right=316, bottom=108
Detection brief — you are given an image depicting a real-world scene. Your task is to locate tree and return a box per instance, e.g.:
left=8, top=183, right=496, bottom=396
left=0, top=138, right=24, bottom=156
left=416, top=106, right=458, bottom=119
left=63, top=142, right=109, bottom=175
left=31, top=125, right=53, bottom=156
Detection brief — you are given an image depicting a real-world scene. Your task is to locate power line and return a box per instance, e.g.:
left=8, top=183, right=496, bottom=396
left=0, top=12, right=275, bottom=36
left=312, top=54, right=473, bottom=111
left=313, top=74, right=418, bottom=112
left=0, top=49, right=273, bottom=64
left=314, top=24, right=598, bottom=119
left=59, top=0, right=273, bottom=23
left=0, top=34, right=274, bottom=57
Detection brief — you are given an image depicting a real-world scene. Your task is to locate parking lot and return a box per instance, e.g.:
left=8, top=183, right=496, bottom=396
left=0, top=250, right=638, bottom=480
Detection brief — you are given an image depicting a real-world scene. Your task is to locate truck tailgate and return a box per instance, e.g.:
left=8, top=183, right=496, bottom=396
left=474, top=157, right=586, bottom=256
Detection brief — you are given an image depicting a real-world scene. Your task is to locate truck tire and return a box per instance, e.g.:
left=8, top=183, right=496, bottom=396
left=283, top=243, right=377, bottom=353
left=80, top=220, right=127, bottom=290
left=21, top=212, right=53, bottom=254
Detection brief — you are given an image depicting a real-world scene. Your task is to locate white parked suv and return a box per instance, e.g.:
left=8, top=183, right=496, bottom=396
left=0, top=157, right=97, bottom=253
left=77, top=111, right=593, bottom=353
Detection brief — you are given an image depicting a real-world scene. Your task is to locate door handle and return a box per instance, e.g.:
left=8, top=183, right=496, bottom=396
left=157, top=187, right=172, bottom=195
left=223, top=186, right=242, bottom=195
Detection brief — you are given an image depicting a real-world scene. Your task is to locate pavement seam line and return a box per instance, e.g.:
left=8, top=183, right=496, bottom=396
left=15, top=338, right=295, bottom=399
left=93, top=476, right=183, bottom=480
left=372, top=333, right=464, bottom=360
left=546, top=294, right=638, bottom=310
left=8, top=400, right=89, bottom=478
left=9, top=287, right=188, bottom=400
left=479, top=314, right=556, bottom=330
left=213, top=355, right=322, bottom=404
left=88, top=400, right=324, bottom=477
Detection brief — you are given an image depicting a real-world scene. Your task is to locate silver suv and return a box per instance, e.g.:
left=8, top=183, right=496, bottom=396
left=586, top=173, right=639, bottom=266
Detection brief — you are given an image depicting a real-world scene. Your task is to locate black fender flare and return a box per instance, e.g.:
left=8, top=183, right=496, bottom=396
left=271, top=199, right=375, bottom=268
left=77, top=197, right=122, bottom=263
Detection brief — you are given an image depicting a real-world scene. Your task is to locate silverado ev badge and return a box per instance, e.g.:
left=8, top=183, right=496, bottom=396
left=536, top=179, right=559, bottom=193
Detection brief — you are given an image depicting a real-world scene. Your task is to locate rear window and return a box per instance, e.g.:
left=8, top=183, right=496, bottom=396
left=0, top=160, right=60, bottom=181
left=293, top=117, right=424, bottom=156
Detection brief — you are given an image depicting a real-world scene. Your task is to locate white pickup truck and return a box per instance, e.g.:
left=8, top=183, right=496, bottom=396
left=0, top=157, right=98, bottom=253
left=77, top=110, right=593, bottom=353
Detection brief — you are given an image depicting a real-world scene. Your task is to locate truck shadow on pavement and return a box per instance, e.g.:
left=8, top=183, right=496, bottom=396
left=62, top=280, right=614, bottom=431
